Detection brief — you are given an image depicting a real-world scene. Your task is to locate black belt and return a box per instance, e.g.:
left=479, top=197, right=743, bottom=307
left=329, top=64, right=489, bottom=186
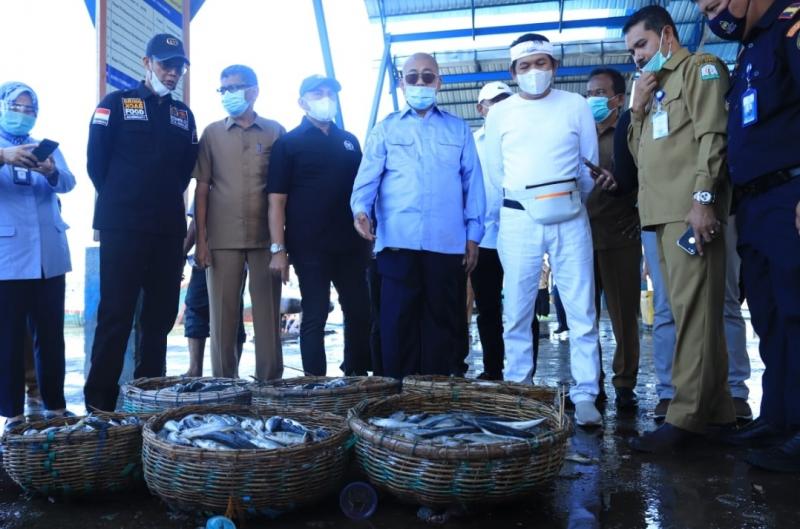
left=734, top=167, right=800, bottom=201
left=503, top=198, right=524, bottom=210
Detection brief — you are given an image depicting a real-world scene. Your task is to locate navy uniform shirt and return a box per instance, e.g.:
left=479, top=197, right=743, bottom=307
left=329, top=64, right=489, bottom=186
left=727, top=0, right=800, bottom=186
left=266, top=117, right=367, bottom=259
left=87, top=81, right=198, bottom=236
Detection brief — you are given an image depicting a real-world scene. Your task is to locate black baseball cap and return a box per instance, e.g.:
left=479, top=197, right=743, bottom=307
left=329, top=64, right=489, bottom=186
left=146, top=34, right=190, bottom=65
left=299, top=74, right=341, bottom=96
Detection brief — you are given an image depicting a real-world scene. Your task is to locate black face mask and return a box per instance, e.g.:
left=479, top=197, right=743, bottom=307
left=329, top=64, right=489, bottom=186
left=707, top=1, right=750, bottom=41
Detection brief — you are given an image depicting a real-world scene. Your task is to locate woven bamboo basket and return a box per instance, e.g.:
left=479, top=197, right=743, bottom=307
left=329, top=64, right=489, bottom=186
left=347, top=391, right=570, bottom=507
left=250, top=376, right=400, bottom=416
left=141, top=404, right=352, bottom=516
left=1, top=412, right=148, bottom=496
left=402, top=375, right=558, bottom=404
left=121, top=376, right=251, bottom=413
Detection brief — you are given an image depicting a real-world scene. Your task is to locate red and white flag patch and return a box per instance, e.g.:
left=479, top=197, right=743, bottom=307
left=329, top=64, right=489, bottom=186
left=92, top=107, right=110, bottom=126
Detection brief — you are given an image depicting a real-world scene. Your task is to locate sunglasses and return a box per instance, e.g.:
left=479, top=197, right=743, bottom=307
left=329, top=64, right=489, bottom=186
left=404, top=72, right=437, bottom=85
left=217, top=84, right=254, bottom=95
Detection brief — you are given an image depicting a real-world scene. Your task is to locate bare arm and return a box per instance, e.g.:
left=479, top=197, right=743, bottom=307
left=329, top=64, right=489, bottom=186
left=268, top=193, right=289, bottom=283
left=194, top=182, right=211, bottom=268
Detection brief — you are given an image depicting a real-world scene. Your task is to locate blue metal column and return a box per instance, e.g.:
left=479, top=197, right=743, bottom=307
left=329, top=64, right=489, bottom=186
left=368, top=42, right=391, bottom=131
left=312, top=0, right=345, bottom=129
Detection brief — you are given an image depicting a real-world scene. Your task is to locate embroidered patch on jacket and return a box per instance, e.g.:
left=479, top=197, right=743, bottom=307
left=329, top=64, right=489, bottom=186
left=700, top=63, right=720, bottom=80
left=789, top=20, right=800, bottom=38
left=779, top=3, right=800, bottom=20
left=121, top=98, right=147, bottom=121
left=170, top=106, right=189, bottom=130
left=343, top=140, right=355, bottom=151
left=92, top=107, right=110, bottom=126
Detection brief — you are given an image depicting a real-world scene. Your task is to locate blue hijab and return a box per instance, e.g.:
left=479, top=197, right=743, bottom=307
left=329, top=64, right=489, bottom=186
left=0, top=81, right=38, bottom=143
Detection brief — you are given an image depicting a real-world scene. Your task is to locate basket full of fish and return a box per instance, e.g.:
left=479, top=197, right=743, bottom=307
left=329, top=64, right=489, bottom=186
left=121, top=376, right=251, bottom=413
left=250, top=376, right=400, bottom=416
left=1, top=413, right=147, bottom=496
left=347, top=391, right=570, bottom=507
left=141, top=404, right=352, bottom=516
left=402, top=375, right=557, bottom=404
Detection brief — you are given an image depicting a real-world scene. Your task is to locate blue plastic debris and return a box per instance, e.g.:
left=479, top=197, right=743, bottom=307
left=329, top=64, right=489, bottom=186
left=206, top=515, right=236, bottom=529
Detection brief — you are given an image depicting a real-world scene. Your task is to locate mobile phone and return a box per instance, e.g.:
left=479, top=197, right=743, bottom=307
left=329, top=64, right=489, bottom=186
left=582, top=157, right=602, bottom=178
left=677, top=226, right=699, bottom=256
left=31, top=139, right=59, bottom=162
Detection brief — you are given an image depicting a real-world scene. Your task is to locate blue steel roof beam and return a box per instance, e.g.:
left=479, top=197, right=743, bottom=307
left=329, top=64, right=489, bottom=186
left=440, top=63, right=636, bottom=83
left=312, top=0, right=345, bottom=129
left=368, top=41, right=392, bottom=131
left=558, top=0, right=565, bottom=33
left=387, top=16, right=630, bottom=43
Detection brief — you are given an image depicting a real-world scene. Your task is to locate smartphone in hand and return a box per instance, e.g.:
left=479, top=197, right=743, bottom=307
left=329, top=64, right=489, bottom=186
left=582, top=157, right=602, bottom=179
left=31, top=139, right=59, bottom=162
left=677, top=226, right=699, bottom=256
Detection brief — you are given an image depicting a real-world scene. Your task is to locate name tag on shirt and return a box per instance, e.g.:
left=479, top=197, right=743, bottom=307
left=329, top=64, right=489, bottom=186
left=741, top=88, right=758, bottom=127
left=12, top=166, right=31, bottom=185
left=652, top=110, right=669, bottom=140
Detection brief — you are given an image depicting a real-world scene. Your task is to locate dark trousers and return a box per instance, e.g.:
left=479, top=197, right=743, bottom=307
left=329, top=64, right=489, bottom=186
left=0, top=275, right=66, bottom=417
left=85, top=230, right=184, bottom=411
left=377, top=249, right=464, bottom=379
left=470, top=248, right=504, bottom=378
left=553, top=284, right=569, bottom=331
left=737, top=178, right=800, bottom=429
left=293, top=250, right=371, bottom=376
left=366, top=259, right=383, bottom=376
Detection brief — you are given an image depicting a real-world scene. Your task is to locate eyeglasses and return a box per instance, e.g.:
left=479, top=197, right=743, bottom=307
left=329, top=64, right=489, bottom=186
left=404, top=72, right=437, bottom=85
left=216, top=84, right=254, bottom=94
left=156, top=58, right=188, bottom=75
left=7, top=103, right=36, bottom=115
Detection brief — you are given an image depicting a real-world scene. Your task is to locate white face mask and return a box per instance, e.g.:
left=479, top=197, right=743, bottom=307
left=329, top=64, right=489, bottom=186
left=517, top=68, right=553, bottom=96
left=305, top=96, right=337, bottom=122
left=147, top=68, right=172, bottom=97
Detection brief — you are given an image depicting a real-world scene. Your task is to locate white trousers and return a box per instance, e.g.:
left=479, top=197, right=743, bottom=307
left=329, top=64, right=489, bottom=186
left=498, top=206, right=600, bottom=403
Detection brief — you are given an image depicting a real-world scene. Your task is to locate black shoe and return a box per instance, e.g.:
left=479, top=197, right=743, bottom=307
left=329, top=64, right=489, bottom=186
left=653, top=399, right=671, bottom=422
left=629, top=423, right=700, bottom=454
left=720, top=417, right=787, bottom=447
left=476, top=372, right=502, bottom=381
left=733, top=398, right=753, bottom=422
left=615, top=388, right=639, bottom=410
left=554, top=326, right=569, bottom=334
left=744, top=431, right=800, bottom=473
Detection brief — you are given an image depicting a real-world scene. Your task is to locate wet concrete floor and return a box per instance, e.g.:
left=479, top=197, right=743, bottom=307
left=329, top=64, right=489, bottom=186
left=1, top=314, right=799, bottom=529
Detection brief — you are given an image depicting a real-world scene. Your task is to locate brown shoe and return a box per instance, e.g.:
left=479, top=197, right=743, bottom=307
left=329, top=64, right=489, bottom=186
left=733, top=398, right=753, bottom=422
left=653, top=399, right=671, bottom=422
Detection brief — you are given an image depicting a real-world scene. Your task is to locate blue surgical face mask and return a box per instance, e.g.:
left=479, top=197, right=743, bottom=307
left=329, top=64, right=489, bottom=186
left=404, top=85, right=437, bottom=110
left=222, top=89, right=249, bottom=117
left=641, top=31, right=672, bottom=73
left=707, top=2, right=749, bottom=42
left=0, top=110, right=36, bottom=137
left=587, top=96, right=613, bottom=123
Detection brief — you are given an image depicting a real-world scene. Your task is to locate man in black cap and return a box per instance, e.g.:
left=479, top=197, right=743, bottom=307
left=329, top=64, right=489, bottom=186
left=84, top=34, right=198, bottom=411
left=267, top=74, right=371, bottom=376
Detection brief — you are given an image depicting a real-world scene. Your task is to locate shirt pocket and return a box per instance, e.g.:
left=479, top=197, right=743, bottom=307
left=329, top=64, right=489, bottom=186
left=121, top=121, right=152, bottom=153
left=436, top=137, right=462, bottom=167
left=661, top=83, right=690, bottom=136
left=0, top=225, right=16, bottom=237
left=385, top=135, right=415, bottom=171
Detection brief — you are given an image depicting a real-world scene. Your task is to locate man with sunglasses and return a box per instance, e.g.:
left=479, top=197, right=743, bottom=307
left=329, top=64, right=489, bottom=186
left=351, top=53, right=485, bottom=379
left=193, top=64, right=285, bottom=382
left=85, top=34, right=198, bottom=411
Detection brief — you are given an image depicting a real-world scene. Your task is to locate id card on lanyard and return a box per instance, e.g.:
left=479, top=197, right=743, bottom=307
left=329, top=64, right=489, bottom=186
left=652, top=90, right=669, bottom=140
left=742, top=64, right=758, bottom=127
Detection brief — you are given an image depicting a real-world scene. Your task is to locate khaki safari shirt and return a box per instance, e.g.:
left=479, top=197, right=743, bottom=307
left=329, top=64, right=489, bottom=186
left=628, top=47, right=731, bottom=229
left=194, top=115, right=285, bottom=249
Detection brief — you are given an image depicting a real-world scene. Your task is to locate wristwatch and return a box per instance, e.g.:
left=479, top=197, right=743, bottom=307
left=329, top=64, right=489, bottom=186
left=269, top=243, right=286, bottom=254
left=692, top=190, right=715, bottom=205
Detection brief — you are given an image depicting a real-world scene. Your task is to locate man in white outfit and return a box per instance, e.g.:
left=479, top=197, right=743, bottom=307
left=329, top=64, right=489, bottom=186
left=484, top=33, right=605, bottom=426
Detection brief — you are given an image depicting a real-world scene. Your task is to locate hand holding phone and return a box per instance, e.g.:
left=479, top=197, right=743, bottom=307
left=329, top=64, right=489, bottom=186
left=677, top=226, right=699, bottom=256
left=582, top=157, right=602, bottom=178
left=31, top=139, right=59, bottom=162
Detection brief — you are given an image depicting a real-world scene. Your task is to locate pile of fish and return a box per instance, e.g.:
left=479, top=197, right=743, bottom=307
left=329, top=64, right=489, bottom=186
left=166, top=378, right=245, bottom=394
left=368, top=411, right=548, bottom=446
left=22, top=415, right=142, bottom=436
left=158, top=413, right=331, bottom=450
left=291, top=378, right=352, bottom=391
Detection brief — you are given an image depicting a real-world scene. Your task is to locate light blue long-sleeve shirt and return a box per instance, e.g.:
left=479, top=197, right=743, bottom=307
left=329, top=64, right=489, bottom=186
left=0, top=135, right=75, bottom=280
left=350, top=106, right=485, bottom=255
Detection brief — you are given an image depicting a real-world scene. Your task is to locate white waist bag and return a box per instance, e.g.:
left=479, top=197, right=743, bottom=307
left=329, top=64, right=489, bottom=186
left=505, top=178, right=582, bottom=225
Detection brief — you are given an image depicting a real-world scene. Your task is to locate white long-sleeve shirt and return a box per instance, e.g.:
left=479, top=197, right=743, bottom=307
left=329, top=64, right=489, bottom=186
left=483, top=91, right=598, bottom=209
left=473, top=125, right=503, bottom=249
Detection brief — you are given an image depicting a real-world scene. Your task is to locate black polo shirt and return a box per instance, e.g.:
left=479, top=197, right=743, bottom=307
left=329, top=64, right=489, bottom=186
left=267, top=117, right=368, bottom=259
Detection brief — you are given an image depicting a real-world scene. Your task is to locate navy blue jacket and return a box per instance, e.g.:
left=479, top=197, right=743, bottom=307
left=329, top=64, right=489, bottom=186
left=87, top=81, right=198, bottom=236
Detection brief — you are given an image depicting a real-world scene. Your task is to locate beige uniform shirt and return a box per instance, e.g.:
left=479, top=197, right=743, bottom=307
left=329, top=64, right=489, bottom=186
left=194, top=115, right=285, bottom=249
left=628, top=47, right=731, bottom=228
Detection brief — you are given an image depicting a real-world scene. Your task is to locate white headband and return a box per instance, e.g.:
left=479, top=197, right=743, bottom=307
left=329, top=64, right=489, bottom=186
left=510, top=40, right=554, bottom=62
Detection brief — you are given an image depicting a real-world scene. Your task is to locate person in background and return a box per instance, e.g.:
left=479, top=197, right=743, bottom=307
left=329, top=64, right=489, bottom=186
left=351, top=53, right=485, bottom=379
left=0, top=81, right=75, bottom=430
left=268, top=74, right=371, bottom=376
left=471, top=81, right=513, bottom=381
left=194, top=64, right=284, bottom=382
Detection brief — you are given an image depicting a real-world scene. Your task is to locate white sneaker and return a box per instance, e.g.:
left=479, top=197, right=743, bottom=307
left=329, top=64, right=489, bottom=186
left=574, top=401, right=602, bottom=427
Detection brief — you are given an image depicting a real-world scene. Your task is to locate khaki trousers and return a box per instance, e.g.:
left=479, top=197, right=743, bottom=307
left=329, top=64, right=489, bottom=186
left=594, top=244, right=642, bottom=389
left=656, top=222, right=735, bottom=432
left=207, top=248, right=282, bottom=381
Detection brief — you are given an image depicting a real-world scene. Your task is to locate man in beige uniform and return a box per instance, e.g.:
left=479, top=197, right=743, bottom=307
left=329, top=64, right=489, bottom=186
left=585, top=68, right=642, bottom=410
left=624, top=5, right=735, bottom=451
left=194, top=64, right=285, bottom=380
